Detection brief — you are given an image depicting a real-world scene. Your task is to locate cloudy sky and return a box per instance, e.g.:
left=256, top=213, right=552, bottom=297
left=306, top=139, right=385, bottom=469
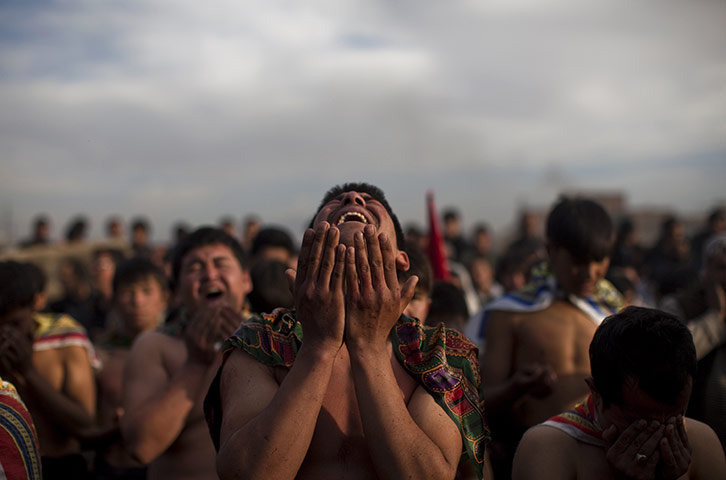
left=1, top=0, right=725, bottom=245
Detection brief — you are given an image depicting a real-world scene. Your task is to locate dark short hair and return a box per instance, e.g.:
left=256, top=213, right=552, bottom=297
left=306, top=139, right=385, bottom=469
left=311, top=182, right=405, bottom=250
left=546, top=197, right=614, bottom=263
left=171, top=226, right=247, bottom=282
left=590, top=306, right=696, bottom=408
left=708, top=207, right=725, bottom=226
left=93, top=247, right=125, bottom=265
left=442, top=208, right=460, bottom=223
left=247, top=259, right=294, bottom=314
left=403, top=241, right=433, bottom=295
left=34, top=215, right=49, bottom=229
left=250, top=226, right=296, bottom=257
left=113, top=257, right=169, bottom=295
left=65, top=216, right=88, bottom=242
left=25, top=262, right=47, bottom=296
left=428, top=281, right=469, bottom=319
left=131, top=217, right=150, bottom=232
left=0, top=261, right=37, bottom=317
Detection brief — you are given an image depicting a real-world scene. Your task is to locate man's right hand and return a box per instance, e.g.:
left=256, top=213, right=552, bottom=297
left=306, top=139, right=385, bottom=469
left=184, top=305, right=243, bottom=365
left=286, top=222, right=346, bottom=353
left=602, top=419, right=664, bottom=479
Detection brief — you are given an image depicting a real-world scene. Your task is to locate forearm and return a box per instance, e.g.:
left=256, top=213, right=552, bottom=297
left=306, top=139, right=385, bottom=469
left=122, top=361, right=210, bottom=464
left=217, top=344, right=337, bottom=480
left=20, top=368, right=94, bottom=435
left=349, top=346, right=456, bottom=480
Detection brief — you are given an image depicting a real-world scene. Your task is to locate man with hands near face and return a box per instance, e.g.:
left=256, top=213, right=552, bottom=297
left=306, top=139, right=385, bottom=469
left=513, top=306, right=726, bottom=480
left=205, top=183, right=488, bottom=479
left=121, top=227, right=251, bottom=480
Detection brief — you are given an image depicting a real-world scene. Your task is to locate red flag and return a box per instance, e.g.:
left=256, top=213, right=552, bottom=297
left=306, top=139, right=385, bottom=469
left=426, top=190, right=451, bottom=281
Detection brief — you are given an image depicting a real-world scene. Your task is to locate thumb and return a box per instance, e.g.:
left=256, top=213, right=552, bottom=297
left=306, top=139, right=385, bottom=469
left=602, top=425, right=618, bottom=446
left=400, top=275, right=419, bottom=310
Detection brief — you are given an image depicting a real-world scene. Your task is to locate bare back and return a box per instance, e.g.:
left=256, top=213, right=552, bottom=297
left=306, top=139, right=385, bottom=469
left=487, top=300, right=597, bottom=428
left=32, top=345, right=95, bottom=457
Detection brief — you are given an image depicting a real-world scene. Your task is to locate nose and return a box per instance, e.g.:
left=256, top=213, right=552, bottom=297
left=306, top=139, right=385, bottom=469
left=341, top=191, right=366, bottom=207
left=201, top=262, right=219, bottom=281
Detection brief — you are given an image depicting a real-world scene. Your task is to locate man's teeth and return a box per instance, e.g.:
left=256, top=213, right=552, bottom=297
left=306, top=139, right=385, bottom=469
left=336, top=212, right=368, bottom=225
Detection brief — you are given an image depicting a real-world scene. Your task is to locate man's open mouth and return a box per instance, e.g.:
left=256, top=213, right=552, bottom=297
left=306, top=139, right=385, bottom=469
left=204, top=289, right=224, bottom=300
left=336, top=212, right=368, bottom=225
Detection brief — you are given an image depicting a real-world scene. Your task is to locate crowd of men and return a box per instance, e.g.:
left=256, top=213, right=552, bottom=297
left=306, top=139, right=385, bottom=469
left=1, top=184, right=725, bottom=480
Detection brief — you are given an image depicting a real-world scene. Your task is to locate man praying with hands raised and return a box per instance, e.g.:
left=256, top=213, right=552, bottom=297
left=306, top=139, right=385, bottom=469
left=205, top=183, right=488, bottom=480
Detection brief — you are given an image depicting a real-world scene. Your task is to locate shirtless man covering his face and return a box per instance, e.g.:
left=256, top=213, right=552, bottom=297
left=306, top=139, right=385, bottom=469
left=513, top=306, right=726, bottom=480
left=205, top=182, right=489, bottom=479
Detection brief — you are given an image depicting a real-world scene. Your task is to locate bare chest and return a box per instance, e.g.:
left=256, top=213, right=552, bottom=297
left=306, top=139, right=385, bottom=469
left=160, top=337, right=221, bottom=424
left=96, top=348, right=129, bottom=419
left=274, top=348, right=418, bottom=477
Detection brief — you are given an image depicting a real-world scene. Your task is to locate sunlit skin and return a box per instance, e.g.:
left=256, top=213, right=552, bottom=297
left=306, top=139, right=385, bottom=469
left=115, top=277, right=168, bottom=337
left=97, top=276, right=169, bottom=471
left=214, top=189, right=468, bottom=480
left=311, top=191, right=406, bottom=260
left=175, top=244, right=251, bottom=316
left=0, top=305, right=96, bottom=459
left=403, top=290, right=431, bottom=322
left=121, top=239, right=250, bottom=480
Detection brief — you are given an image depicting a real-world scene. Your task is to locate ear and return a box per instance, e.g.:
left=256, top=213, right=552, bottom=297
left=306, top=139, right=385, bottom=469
left=585, top=376, right=602, bottom=408
left=395, top=250, right=410, bottom=272
left=241, top=270, right=252, bottom=296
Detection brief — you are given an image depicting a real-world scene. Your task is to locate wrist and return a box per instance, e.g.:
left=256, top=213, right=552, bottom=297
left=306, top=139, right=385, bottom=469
left=346, top=340, right=389, bottom=364
left=298, top=340, right=340, bottom=363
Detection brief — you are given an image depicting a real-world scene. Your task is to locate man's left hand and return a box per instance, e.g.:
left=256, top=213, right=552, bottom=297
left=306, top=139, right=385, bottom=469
left=657, top=416, right=691, bottom=479
left=344, top=225, right=417, bottom=351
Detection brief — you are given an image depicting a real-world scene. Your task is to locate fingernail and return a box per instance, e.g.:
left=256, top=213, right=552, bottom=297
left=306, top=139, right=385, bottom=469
left=637, top=420, right=647, bottom=428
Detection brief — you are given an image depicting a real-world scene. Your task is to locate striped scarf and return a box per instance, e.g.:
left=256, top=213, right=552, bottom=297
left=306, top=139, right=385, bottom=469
left=33, top=312, right=101, bottom=370
left=542, top=393, right=604, bottom=446
left=0, top=377, right=42, bottom=480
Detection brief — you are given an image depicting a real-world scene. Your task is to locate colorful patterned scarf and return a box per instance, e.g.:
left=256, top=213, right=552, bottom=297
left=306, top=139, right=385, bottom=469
left=204, top=309, right=490, bottom=479
left=0, top=377, right=42, bottom=480
left=33, top=312, right=101, bottom=370
left=542, top=393, right=604, bottom=447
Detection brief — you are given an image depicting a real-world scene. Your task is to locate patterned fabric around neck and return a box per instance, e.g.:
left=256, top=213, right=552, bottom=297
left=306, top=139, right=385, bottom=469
left=542, top=393, right=604, bottom=447
left=204, top=308, right=490, bottom=479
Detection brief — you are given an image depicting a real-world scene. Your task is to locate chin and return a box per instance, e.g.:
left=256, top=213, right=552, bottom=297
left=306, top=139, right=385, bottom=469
left=337, top=224, right=366, bottom=246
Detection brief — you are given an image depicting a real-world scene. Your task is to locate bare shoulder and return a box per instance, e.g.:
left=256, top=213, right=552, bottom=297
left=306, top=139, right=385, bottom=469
left=407, top=385, right=462, bottom=471
left=217, top=349, right=279, bottom=448
left=685, top=418, right=726, bottom=479
left=512, top=425, right=578, bottom=480
left=487, top=308, right=521, bottom=326
left=219, top=348, right=276, bottom=392
left=128, top=330, right=181, bottom=366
